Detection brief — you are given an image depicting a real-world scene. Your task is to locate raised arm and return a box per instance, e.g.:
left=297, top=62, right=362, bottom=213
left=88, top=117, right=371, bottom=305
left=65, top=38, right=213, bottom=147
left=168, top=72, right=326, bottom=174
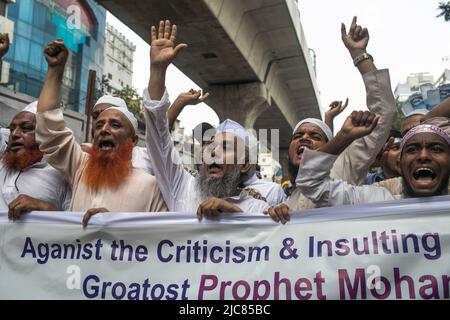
left=143, top=20, right=191, bottom=211
left=324, top=99, right=348, bottom=133
left=0, top=33, right=9, bottom=60
left=148, top=20, right=187, bottom=100
left=331, top=17, right=396, bottom=185
left=341, top=16, right=376, bottom=75
left=297, top=112, right=393, bottom=207
left=38, top=40, right=68, bottom=112
left=423, top=97, right=450, bottom=120
left=35, top=40, right=84, bottom=183
left=168, top=90, right=209, bottom=130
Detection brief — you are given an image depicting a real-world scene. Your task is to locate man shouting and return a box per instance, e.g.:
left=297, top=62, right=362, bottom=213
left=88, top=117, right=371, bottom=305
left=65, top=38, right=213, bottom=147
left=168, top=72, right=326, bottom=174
left=35, top=40, right=167, bottom=226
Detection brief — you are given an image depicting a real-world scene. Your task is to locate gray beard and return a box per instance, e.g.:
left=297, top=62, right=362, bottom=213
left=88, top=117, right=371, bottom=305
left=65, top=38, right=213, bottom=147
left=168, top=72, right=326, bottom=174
left=197, top=166, right=242, bottom=200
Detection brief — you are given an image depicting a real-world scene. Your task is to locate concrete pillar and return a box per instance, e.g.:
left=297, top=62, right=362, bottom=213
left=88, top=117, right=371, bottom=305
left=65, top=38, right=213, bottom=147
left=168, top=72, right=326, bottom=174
left=206, top=82, right=271, bottom=129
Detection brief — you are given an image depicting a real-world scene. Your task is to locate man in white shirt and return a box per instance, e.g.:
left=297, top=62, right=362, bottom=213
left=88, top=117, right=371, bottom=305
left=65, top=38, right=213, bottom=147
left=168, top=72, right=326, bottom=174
left=296, top=115, right=450, bottom=206
left=268, top=17, right=397, bottom=223
left=143, top=20, right=270, bottom=219
left=1, top=102, right=71, bottom=220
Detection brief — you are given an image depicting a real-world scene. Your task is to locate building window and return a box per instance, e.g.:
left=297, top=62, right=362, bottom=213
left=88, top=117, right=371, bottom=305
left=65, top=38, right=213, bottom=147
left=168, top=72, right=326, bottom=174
left=108, top=73, right=112, bottom=80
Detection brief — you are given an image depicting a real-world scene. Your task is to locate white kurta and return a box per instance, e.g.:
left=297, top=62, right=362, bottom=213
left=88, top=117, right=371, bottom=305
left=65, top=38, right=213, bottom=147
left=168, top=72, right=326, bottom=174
left=243, top=173, right=286, bottom=207
left=0, top=159, right=71, bottom=211
left=142, top=89, right=270, bottom=213
left=296, top=148, right=398, bottom=207
left=35, top=109, right=167, bottom=213
left=287, top=69, right=397, bottom=210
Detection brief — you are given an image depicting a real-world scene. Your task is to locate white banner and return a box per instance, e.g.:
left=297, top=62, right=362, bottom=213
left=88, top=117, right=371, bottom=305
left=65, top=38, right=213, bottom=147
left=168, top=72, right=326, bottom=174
left=1, top=196, right=450, bottom=300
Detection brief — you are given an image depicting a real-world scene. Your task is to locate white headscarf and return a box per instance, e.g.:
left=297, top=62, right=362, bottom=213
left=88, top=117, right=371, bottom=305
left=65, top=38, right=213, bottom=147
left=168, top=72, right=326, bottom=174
left=293, top=118, right=333, bottom=141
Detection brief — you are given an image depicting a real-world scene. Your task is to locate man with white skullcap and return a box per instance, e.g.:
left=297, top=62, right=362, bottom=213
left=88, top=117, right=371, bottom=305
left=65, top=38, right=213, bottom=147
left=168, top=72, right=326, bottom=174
left=35, top=40, right=167, bottom=226
left=268, top=17, right=397, bottom=223
left=1, top=101, right=71, bottom=220
left=295, top=115, right=450, bottom=206
left=143, top=20, right=269, bottom=218
left=81, top=95, right=155, bottom=175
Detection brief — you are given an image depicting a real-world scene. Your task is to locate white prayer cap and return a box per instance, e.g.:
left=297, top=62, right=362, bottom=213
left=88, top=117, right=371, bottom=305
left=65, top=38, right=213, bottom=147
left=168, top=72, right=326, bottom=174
left=94, top=95, right=127, bottom=110
left=22, top=101, right=38, bottom=114
left=101, top=107, right=138, bottom=134
left=405, top=109, right=429, bottom=118
left=216, top=119, right=249, bottom=145
left=293, top=118, right=333, bottom=141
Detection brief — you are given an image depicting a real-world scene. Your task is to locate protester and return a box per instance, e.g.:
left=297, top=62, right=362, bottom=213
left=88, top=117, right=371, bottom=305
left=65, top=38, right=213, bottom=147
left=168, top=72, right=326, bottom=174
left=267, top=17, right=397, bottom=223
left=0, top=33, right=9, bottom=60
left=83, top=95, right=154, bottom=175
left=364, top=130, right=402, bottom=185
left=1, top=102, right=71, bottom=220
left=35, top=40, right=167, bottom=226
left=143, top=20, right=270, bottom=219
left=296, top=114, right=450, bottom=206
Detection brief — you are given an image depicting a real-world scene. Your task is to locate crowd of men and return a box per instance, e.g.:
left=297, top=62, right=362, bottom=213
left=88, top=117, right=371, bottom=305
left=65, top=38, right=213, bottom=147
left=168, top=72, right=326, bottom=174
left=1, top=17, right=449, bottom=226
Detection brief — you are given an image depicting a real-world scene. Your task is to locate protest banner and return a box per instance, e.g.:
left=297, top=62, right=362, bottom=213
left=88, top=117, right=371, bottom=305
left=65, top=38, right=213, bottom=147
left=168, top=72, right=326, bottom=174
left=1, top=196, right=449, bottom=300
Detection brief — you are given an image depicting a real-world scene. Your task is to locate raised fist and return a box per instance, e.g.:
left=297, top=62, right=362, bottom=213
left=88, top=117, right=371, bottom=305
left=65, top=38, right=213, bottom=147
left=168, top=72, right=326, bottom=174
left=44, top=39, right=69, bottom=68
left=340, top=110, right=380, bottom=140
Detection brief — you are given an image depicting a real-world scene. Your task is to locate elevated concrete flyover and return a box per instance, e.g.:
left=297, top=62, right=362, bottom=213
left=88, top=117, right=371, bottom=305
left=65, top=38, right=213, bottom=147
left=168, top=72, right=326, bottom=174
left=97, top=0, right=321, bottom=173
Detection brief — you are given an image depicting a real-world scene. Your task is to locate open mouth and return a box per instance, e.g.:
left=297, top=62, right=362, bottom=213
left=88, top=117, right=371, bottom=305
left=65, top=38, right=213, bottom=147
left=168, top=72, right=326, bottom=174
left=412, top=167, right=436, bottom=182
left=207, top=163, right=223, bottom=173
left=97, top=140, right=116, bottom=151
left=297, top=146, right=310, bottom=157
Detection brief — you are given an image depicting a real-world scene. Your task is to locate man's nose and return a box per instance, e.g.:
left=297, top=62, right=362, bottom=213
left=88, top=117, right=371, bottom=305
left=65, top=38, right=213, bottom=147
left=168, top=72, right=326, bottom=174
left=417, top=148, right=431, bottom=162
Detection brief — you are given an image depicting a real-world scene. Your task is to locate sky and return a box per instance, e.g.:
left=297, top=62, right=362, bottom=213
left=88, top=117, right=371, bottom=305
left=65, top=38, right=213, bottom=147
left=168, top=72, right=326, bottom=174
left=106, top=0, right=450, bottom=133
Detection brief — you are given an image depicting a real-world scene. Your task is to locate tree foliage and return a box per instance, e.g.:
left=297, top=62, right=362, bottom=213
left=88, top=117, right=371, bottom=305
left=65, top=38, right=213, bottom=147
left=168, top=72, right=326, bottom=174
left=392, top=99, right=405, bottom=132
left=437, top=1, right=450, bottom=21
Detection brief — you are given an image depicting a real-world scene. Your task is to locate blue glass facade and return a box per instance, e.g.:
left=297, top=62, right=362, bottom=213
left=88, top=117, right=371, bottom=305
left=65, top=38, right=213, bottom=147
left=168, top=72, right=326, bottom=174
left=3, top=0, right=106, bottom=112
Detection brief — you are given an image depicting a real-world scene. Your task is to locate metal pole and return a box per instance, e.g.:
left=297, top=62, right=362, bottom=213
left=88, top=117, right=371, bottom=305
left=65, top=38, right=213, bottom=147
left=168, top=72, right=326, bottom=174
left=84, top=69, right=96, bottom=143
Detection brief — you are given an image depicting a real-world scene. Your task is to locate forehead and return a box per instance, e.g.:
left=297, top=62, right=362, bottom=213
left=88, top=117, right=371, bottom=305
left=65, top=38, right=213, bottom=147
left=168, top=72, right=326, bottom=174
left=213, top=132, right=243, bottom=144
left=294, top=123, right=325, bottom=136
left=11, top=111, right=35, bottom=124
left=97, top=109, right=128, bottom=124
left=404, top=132, right=449, bottom=147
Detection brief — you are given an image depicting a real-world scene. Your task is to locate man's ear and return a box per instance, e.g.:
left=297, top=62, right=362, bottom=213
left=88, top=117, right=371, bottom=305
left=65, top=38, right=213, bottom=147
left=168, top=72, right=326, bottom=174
left=240, top=161, right=251, bottom=173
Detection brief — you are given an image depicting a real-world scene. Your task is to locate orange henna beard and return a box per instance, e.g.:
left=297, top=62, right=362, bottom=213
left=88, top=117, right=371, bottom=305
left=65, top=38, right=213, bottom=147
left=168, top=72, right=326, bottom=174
left=83, top=139, right=134, bottom=191
left=2, top=148, right=43, bottom=171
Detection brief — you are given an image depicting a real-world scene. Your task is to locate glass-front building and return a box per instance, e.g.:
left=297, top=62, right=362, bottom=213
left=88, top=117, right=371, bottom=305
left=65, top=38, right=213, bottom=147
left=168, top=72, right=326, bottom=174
left=2, top=0, right=105, bottom=112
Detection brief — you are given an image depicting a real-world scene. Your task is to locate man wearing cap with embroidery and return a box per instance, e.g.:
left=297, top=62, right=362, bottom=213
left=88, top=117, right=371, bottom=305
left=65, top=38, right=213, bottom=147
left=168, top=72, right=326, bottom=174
left=84, top=95, right=154, bottom=175
left=35, top=40, right=167, bottom=226
left=268, top=17, right=397, bottom=223
left=143, top=20, right=270, bottom=218
left=1, top=101, right=71, bottom=220
left=296, top=115, right=450, bottom=206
